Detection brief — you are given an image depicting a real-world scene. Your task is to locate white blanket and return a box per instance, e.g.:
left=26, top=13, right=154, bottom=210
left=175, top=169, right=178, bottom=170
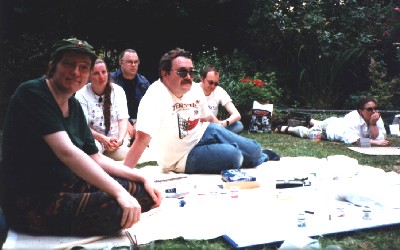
left=348, top=146, right=400, bottom=155
left=4, top=155, right=400, bottom=249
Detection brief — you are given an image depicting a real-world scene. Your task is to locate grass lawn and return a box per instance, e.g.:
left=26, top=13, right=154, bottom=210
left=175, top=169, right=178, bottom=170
left=153, top=132, right=400, bottom=250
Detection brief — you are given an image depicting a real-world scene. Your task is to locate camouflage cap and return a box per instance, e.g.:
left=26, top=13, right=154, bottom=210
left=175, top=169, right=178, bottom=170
left=50, top=37, right=97, bottom=63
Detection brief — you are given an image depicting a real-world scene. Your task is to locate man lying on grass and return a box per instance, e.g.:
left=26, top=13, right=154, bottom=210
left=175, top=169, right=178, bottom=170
left=274, top=96, right=390, bottom=146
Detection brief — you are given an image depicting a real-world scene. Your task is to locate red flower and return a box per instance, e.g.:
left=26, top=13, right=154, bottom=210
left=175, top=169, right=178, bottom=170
left=252, top=79, right=266, bottom=87
left=241, top=78, right=266, bottom=87
left=394, top=7, right=400, bottom=11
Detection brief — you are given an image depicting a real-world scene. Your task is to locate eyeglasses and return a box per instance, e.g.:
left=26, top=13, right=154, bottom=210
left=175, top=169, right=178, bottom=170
left=174, top=69, right=198, bottom=78
left=207, top=80, right=219, bottom=86
left=61, top=60, right=91, bottom=75
left=364, top=107, right=378, bottom=111
left=122, top=60, right=140, bottom=65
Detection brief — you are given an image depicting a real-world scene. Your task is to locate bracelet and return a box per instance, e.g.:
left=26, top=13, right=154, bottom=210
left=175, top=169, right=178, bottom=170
left=226, top=120, right=230, bottom=126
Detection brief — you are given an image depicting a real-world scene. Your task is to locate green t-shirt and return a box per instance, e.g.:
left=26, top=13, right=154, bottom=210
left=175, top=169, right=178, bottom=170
left=2, top=77, right=98, bottom=196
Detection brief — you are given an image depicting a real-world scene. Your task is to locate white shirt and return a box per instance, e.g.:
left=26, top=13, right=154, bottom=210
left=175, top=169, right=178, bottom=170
left=196, top=83, right=232, bottom=117
left=326, top=110, right=386, bottom=144
left=75, top=83, right=129, bottom=139
left=136, top=79, right=212, bottom=172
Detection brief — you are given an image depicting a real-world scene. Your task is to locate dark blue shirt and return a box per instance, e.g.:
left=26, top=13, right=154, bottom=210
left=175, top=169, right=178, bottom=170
left=110, top=69, right=150, bottom=120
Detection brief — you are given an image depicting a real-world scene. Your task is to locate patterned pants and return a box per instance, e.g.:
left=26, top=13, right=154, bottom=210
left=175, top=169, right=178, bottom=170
left=5, top=177, right=154, bottom=236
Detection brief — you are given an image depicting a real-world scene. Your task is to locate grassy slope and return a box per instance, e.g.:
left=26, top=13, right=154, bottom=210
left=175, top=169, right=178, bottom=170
left=154, top=133, right=400, bottom=250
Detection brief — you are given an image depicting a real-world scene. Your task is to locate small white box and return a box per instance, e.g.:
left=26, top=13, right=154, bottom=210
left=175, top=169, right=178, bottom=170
left=389, top=124, right=400, bottom=136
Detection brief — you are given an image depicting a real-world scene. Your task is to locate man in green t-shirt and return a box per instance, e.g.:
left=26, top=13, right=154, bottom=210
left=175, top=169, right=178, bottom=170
left=1, top=38, right=162, bottom=236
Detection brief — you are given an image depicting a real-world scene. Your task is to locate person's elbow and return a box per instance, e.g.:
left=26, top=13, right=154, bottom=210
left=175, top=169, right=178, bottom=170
left=135, top=130, right=151, bottom=145
left=236, top=112, right=241, bottom=120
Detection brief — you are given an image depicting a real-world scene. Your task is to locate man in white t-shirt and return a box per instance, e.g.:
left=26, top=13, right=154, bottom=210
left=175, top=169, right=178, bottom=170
left=198, top=66, right=244, bottom=134
left=124, top=48, right=271, bottom=174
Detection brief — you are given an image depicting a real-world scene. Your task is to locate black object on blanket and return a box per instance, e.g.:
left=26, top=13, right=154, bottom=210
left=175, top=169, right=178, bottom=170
left=276, top=179, right=311, bottom=189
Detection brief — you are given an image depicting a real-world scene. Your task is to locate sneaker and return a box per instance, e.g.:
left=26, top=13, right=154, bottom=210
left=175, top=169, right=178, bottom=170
left=262, top=149, right=280, bottom=161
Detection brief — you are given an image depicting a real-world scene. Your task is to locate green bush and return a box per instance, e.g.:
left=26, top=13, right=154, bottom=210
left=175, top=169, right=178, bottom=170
left=195, top=50, right=283, bottom=117
left=345, top=76, right=400, bottom=110
left=226, top=72, right=283, bottom=116
left=246, top=0, right=400, bottom=108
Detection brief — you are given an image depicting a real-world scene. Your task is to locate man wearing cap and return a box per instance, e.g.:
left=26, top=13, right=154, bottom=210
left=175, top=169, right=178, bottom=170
left=111, top=49, right=150, bottom=145
left=1, top=38, right=162, bottom=236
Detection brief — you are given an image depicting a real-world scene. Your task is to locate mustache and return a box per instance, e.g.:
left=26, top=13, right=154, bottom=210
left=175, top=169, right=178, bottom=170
left=181, top=79, right=192, bottom=84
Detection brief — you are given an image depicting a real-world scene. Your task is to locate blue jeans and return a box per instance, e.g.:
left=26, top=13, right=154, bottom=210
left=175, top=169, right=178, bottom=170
left=185, top=123, right=268, bottom=174
left=226, top=121, right=244, bottom=134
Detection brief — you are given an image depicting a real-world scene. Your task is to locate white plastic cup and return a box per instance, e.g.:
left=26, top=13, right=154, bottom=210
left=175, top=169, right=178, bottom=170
left=359, top=138, right=371, bottom=147
left=307, top=127, right=322, bottom=142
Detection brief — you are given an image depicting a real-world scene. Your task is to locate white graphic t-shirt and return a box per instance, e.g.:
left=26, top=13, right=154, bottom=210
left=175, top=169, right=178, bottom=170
left=195, top=83, right=232, bottom=117
left=136, top=80, right=211, bottom=172
left=75, top=83, right=129, bottom=139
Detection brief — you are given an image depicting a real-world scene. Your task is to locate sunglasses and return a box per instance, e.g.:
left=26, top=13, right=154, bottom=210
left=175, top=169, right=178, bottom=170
left=174, top=69, right=198, bottom=78
left=364, top=107, right=378, bottom=111
left=207, top=80, right=219, bottom=86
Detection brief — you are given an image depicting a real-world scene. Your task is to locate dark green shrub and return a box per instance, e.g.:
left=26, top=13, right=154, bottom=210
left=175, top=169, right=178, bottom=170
left=226, top=72, right=282, bottom=116
left=195, top=50, right=283, bottom=119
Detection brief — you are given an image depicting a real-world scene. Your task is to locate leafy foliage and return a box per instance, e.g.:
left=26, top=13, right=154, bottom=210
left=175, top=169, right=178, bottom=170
left=1, top=0, right=400, bottom=129
left=0, top=34, right=52, bottom=126
left=195, top=50, right=283, bottom=117
left=298, top=46, right=365, bottom=108
left=245, top=0, right=400, bottom=108
left=346, top=76, right=400, bottom=109
left=228, top=73, right=282, bottom=116
left=368, top=77, right=400, bottom=109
